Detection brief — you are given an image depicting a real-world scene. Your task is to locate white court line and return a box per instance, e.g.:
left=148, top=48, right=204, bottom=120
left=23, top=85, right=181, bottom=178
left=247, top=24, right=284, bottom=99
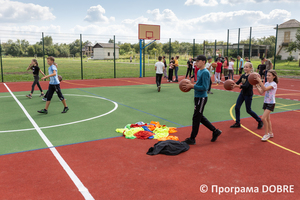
left=3, top=83, right=94, bottom=200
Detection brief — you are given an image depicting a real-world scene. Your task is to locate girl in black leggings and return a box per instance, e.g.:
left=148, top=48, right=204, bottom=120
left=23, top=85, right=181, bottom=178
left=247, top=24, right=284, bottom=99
left=26, top=59, right=45, bottom=99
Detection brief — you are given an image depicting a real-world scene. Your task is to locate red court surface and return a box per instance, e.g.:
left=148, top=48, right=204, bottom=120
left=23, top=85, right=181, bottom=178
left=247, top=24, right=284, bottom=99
left=0, top=76, right=299, bottom=199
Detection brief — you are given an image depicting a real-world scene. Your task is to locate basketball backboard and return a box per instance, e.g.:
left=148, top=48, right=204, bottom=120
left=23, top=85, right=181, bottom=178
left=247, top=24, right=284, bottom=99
left=138, top=24, right=160, bottom=40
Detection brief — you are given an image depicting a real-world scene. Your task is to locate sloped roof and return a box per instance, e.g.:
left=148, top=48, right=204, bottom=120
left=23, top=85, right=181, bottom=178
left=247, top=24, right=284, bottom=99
left=85, top=42, right=93, bottom=47
left=278, top=19, right=300, bottom=29
left=93, top=43, right=120, bottom=48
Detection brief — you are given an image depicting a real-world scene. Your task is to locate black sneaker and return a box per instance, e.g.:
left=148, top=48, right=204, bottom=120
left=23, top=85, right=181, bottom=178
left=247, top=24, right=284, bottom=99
left=39, top=93, right=45, bottom=97
left=257, top=121, right=263, bottom=129
left=208, top=91, right=213, bottom=94
left=211, top=129, right=222, bottom=142
left=37, top=109, right=48, bottom=114
left=230, top=123, right=241, bottom=128
left=174, top=80, right=178, bottom=82
left=26, top=94, right=32, bottom=99
left=183, top=138, right=196, bottom=145
left=62, top=107, right=69, bottom=113
left=158, top=86, right=161, bottom=92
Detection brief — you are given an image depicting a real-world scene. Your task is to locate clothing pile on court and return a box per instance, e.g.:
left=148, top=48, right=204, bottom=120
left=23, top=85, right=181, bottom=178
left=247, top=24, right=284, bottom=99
left=116, top=121, right=179, bottom=141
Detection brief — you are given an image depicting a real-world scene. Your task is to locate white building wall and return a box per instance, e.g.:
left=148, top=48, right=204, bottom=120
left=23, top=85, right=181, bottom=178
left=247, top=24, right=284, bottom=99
left=277, top=28, right=300, bottom=60
left=93, top=48, right=119, bottom=60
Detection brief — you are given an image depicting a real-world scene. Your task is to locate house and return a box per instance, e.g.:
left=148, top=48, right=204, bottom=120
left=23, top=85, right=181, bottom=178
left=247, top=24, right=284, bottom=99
left=276, top=19, right=300, bottom=60
left=82, top=42, right=93, bottom=57
left=93, top=43, right=120, bottom=60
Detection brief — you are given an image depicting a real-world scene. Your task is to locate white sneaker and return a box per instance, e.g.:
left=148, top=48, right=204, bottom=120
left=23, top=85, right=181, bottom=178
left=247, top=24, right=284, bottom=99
left=269, top=133, right=274, bottom=138
left=261, top=134, right=270, bottom=142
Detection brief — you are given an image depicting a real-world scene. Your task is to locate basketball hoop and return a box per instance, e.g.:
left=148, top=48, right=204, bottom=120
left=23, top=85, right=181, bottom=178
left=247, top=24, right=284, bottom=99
left=138, top=24, right=160, bottom=40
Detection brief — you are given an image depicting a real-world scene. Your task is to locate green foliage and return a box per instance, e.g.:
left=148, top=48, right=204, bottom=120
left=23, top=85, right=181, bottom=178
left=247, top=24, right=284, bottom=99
left=287, top=55, right=294, bottom=62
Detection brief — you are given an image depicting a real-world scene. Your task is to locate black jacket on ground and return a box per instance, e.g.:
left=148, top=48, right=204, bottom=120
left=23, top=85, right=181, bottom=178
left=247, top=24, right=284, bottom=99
left=147, top=140, right=190, bottom=156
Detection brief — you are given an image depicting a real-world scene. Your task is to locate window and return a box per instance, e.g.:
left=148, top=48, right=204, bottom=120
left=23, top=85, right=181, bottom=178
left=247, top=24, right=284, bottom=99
left=284, top=31, right=290, bottom=43
left=108, top=52, right=110, bottom=56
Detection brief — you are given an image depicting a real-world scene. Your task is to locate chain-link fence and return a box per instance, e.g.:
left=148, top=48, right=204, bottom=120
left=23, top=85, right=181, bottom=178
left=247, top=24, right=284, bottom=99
left=0, top=25, right=281, bottom=82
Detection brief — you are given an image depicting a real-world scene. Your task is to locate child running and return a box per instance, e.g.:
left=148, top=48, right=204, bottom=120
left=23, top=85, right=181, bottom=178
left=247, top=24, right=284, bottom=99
left=38, top=56, right=69, bottom=114
left=230, top=62, right=263, bottom=129
left=182, top=55, right=222, bottom=145
left=255, top=70, right=278, bottom=141
left=26, top=59, right=45, bottom=99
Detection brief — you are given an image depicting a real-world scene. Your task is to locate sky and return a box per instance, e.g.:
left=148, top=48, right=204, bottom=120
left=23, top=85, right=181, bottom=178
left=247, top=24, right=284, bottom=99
left=0, top=0, right=300, bottom=44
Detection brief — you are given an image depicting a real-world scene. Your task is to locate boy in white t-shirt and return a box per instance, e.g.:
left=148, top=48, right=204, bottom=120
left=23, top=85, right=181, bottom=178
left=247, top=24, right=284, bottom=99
left=228, top=58, right=235, bottom=80
left=155, top=56, right=165, bottom=92
left=205, top=56, right=213, bottom=94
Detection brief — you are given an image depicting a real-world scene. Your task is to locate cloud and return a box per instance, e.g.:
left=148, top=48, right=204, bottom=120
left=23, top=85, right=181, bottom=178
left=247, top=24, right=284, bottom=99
left=146, top=9, right=179, bottom=22
left=0, top=0, right=55, bottom=23
left=220, top=0, right=298, bottom=5
left=184, top=0, right=219, bottom=6
left=84, top=5, right=115, bottom=23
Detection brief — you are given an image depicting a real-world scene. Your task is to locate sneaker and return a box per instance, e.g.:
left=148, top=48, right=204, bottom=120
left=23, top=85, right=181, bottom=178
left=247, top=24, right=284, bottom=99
left=26, top=94, right=32, bottom=99
left=211, top=129, right=222, bottom=142
left=230, top=123, right=241, bottom=128
left=208, top=91, right=213, bottom=94
left=39, top=93, right=45, bottom=97
left=62, top=107, right=69, bottom=113
left=37, top=109, right=48, bottom=114
left=269, top=133, right=274, bottom=138
left=158, top=86, right=161, bottom=92
left=42, top=98, right=47, bottom=101
left=257, top=121, right=263, bottom=129
left=261, top=134, right=270, bottom=142
left=183, top=138, right=196, bottom=145
left=174, top=80, right=178, bottom=82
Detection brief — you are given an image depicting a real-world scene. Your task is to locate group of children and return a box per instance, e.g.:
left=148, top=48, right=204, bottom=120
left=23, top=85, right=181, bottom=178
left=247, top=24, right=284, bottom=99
left=27, top=56, right=69, bottom=114
left=178, top=55, right=278, bottom=144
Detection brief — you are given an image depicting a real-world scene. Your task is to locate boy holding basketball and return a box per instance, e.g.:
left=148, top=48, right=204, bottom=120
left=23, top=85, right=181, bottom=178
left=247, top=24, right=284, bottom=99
left=38, top=56, right=69, bottom=114
left=182, top=55, right=222, bottom=145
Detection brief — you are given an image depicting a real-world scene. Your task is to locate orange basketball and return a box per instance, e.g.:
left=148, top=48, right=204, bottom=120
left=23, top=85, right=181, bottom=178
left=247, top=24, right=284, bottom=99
left=224, top=79, right=235, bottom=90
left=211, top=62, right=217, bottom=68
left=248, top=73, right=261, bottom=85
left=179, top=79, right=191, bottom=92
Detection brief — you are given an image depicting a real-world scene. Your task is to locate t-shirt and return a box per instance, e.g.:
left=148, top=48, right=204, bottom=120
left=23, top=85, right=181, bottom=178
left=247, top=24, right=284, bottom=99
left=174, top=60, right=179, bottom=67
left=32, top=65, right=40, bottom=75
left=228, top=61, right=234, bottom=70
left=187, top=60, right=193, bottom=68
left=215, top=56, right=224, bottom=63
left=236, top=73, right=253, bottom=96
left=238, top=58, right=244, bottom=69
left=169, top=60, right=175, bottom=69
left=257, top=64, right=266, bottom=75
left=192, top=61, right=196, bottom=69
left=216, top=62, right=222, bottom=73
left=223, top=60, right=228, bottom=69
left=48, top=64, right=60, bottom=85
left=265, top=60, right=272, bottom=70
left=264, top=81, right=277, bottom=104
left=205, top=62, right=213, bottom=77
left=163, top=59, right=167, bottom=68
left=155, top=61, right=164, bottom=74
left=194, top=68, right=210, bottom=98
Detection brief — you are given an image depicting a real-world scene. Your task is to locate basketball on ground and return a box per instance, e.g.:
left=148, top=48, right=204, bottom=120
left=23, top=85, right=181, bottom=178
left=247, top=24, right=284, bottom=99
left=248, top=72, right=261, bottom=85
left=224, top=79, right=235, bottom=90
left=179, top=79, right=192, bottom=92
left=58, top=75, right=63, bottom=82
left=211, top=63, right=217, bottom=68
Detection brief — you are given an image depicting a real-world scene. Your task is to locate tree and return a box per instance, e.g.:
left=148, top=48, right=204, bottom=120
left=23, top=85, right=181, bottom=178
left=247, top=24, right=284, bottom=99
left=108, top=38, right=114, bottom=43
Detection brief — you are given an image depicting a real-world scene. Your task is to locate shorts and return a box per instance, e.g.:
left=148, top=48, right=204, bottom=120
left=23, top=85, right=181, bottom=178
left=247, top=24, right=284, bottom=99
left=47, top=84, right=65, bottom=101
left=263, top=103, right=275, bottom=112
left=239, top=68, right=243, bottom=74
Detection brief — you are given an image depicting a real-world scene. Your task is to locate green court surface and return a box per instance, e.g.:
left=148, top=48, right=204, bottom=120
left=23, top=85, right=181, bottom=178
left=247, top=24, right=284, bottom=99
left=0, top=84, right=299, bottom=155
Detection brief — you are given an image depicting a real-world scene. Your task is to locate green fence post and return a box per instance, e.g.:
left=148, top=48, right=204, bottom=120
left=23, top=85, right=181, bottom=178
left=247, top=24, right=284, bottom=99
left=80, top=34, right=83, bottom=80
left=0, top=40, right=3, bottom=82
left=227, top=29, right=229, bottom=57
left=114, top=35, right=116, bottom=78
left=169, top=38, right=171, bottom=62
left=143, top=40, right=145, bottom=77
left=237, top=28, right=240, bottom=74
left=193, top=39, right=195, bottom=58
left=214, top=40, right=217, bottom=61
left=42, top=32, right=45, bottom=73
left=249, top=27, right=252, bottom=58
left=274, top=24, right=278, bottom=70
left=203, top=40, right=205, bottom=55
